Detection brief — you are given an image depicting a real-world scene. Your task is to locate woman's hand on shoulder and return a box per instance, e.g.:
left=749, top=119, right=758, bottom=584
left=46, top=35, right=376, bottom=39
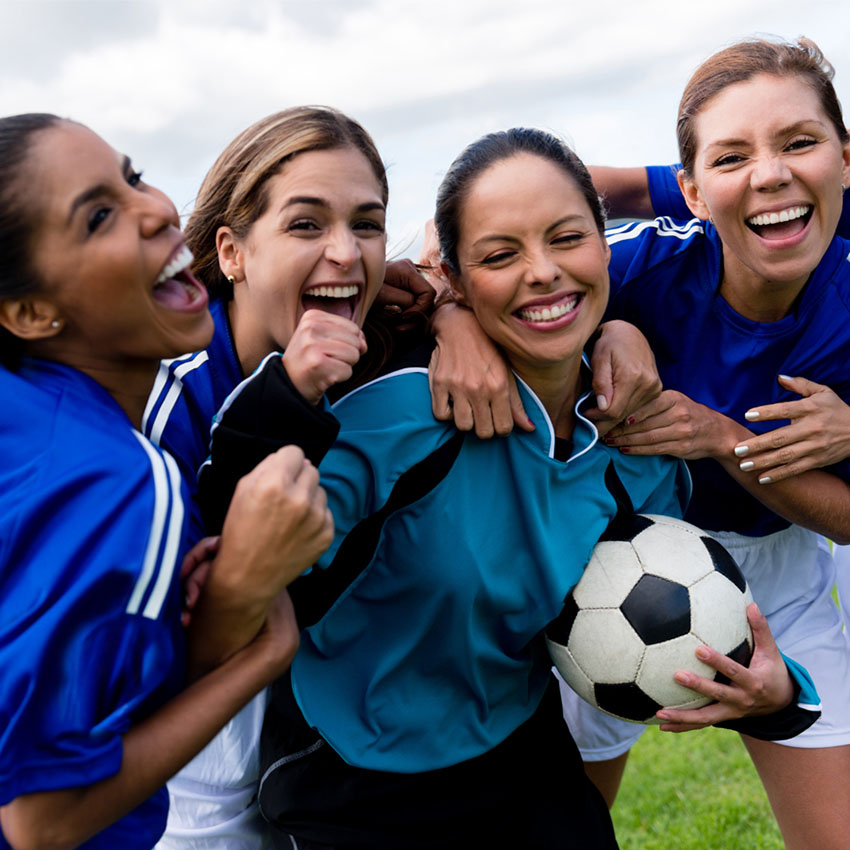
left=655, top=603, right=794, bottom=733
left=604, top=389, right=749, bottom=459
left=584, top=320, right=662, bottom=437
left=429, top=301, right=534, bottom=438
left=282, top=310, right=367, bottom=405
left=733, top=375, right=850, bottom=484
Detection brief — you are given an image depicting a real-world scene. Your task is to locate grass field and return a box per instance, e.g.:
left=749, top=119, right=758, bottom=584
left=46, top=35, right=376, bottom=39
left=611, top=726, right=783, bottom=849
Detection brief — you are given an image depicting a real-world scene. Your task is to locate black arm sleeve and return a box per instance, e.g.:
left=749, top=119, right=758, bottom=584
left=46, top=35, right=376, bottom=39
left=714, top=677, right=820, bottom=741
left=197, top=355, right=341, bottom=535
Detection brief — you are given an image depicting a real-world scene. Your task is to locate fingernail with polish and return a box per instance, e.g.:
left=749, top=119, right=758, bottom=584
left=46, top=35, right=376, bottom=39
left=596, top=394, right=608, bottom=411
left=778, top=374, right=792, bottom=381
left=745, top=410, right=760, bottom=421
left=759, top=476, right=772, bottom=484
left=739, top=461, right=754, bottom=471
left=627, top=416, right=636, bottom=425
left=734, top=445, right=749, bottom=457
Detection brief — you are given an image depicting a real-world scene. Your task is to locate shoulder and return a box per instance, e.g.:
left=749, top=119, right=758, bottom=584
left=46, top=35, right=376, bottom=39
left=331, top=364, right=436, bottom=427
left=0, top=364, right=186, bottom=617
left=606, top=216, right=707, bottom=257
left=143, top=299, right=240, bottom=454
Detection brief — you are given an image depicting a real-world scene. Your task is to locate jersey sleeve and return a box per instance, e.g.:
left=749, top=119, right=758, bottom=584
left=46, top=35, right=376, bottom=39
left=197, top=352, right=342, bottom=534
left=645, top=164, right=691, bottom=220
left=315, top=369, right=458, bottom=568
left=0, top=443, right=185, bottom=804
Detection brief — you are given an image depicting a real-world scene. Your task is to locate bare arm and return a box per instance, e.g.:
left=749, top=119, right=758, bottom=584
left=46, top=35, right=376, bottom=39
left=605, top=390, right=850, bottom=544
left=0, top=591, right=298, bottom=850
left=587, top=166, right=655, bottom=220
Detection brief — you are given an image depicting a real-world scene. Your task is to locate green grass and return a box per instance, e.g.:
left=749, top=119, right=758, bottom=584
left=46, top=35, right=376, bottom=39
left=611, top=726, right=783, bottom=849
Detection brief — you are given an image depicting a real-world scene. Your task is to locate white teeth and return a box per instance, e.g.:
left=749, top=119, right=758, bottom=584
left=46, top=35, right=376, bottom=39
left=155, top=245, right=194, bottom=285
left=304, top=285, right=360, bottom=299
left=747, top=206, right=810, bottom=227
left=518, top=296, right=577, bottom=323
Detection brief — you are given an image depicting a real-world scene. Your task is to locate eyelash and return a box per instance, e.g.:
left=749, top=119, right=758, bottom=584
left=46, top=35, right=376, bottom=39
left=712, top=137, right=817, bottom=168
left=481, top=234, right=582, bottom=264
left=87, top=170, right=145, bottom=234
left=288, top=219, right=385, bottom=234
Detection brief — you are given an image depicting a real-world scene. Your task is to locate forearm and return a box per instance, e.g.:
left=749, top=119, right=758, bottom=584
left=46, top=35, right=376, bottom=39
left=717, top=453, right=850, bottom=544
left=587, top=165, right=654, bottom=220
left=0, top=634, right=287, bottom=850
left=703, top=411, right=850, bottom=542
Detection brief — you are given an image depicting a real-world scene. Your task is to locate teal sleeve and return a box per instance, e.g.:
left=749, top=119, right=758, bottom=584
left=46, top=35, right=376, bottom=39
left=318, top=369, right=456, bottom=567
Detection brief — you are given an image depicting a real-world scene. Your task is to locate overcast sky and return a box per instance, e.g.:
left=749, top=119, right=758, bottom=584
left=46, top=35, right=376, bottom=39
left=2, top=0, right=848, bottom=253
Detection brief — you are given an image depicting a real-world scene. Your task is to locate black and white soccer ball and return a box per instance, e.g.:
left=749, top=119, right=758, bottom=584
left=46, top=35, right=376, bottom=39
left=546, top=513, right=754, bottom=724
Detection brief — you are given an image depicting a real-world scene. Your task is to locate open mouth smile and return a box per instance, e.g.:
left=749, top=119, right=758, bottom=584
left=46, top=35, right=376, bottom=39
left=516, top=293, right=581, bottom=324
left=302, top=283, right=362, bottom=321
left=745, top=205, right=812, bottom=240
left=153, top=245, right=208, bottom=312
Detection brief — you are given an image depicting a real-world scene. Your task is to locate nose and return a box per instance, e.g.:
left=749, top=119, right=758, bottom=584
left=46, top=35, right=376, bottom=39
left=139, top=187, right=180, bottom=238
left=750, top=155, right=792, bottom=193
left=324, top=226, right=360, bottom=271
left=523, top=247, right=560, bottom=287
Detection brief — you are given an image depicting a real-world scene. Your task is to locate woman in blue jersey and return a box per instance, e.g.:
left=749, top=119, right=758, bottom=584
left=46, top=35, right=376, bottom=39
left=432, top=37, right=850, bottom=850
left=0, top=114, right=333, bottom=850
left=198, top=127, right=817, bottom=850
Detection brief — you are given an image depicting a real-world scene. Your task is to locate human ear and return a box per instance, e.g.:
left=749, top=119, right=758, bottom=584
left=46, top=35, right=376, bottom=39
left=677, top=170, right=711, bottom=221
left=216, top=226, right=244, bottom=284
left=0, top=297, right=63, bottom=341
left=839, top=138, right=850, bottom=190
left=445, top=266, right=469, bottom=307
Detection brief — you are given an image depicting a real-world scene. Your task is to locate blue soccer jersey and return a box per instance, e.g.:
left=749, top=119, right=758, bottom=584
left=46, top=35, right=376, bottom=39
left=143, top=298, right=242, bottom=538
left=604, top=218, right=850, bottom=536
left=0, top=359, right=190, bottom=850
left=646, top=164, right=850, bottom=240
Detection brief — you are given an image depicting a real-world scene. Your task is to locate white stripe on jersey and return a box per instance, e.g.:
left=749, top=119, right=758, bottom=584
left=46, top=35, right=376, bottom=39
left=605, top=217, right=704, bottom=246
left=142, top=352, right=199, bottom=434
left=146, top=351, right=210, bottom=446
left=143, top=450, right=185, bottom=619
left=127, top=431, right=184, bottom=619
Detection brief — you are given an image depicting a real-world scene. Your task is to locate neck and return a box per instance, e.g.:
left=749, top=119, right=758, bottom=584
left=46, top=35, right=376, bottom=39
left=35, top=348, right=156, bottom=427
left=512, top=356, right=583, bottom=440
left=228, top=297, right=271, bottom=377
left=720, top=246, right=810, bottom=322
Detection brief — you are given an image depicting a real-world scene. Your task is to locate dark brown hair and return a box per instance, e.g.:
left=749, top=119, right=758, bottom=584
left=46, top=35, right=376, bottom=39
left=678, top=37, right=849, bottom=176
left=434, top=128, right=605, bottom=276
left=0, top=113, right=63, bottom=365
left=185, top=106, right=388, bottom=298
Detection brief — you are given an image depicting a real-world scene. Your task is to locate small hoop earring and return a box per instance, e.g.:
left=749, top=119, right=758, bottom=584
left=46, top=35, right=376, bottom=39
left=842, top=183, right=846, bottom=192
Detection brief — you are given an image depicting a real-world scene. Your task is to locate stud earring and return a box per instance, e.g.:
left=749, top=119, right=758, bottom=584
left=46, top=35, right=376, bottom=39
left=227, top=275, right=236, bottom=285
left=50, top=319, right=61, bottom=329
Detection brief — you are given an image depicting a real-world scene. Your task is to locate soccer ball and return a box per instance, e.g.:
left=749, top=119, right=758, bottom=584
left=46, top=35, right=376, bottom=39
left=546, top=513, right=754, bottom=724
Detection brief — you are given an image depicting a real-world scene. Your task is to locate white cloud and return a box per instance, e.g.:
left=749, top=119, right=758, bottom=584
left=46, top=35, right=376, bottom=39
left=1, top=0, right=848, bottom=247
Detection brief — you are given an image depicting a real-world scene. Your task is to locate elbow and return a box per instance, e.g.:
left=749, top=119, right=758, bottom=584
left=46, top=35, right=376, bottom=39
left=1, top=805, right=82, bottom=850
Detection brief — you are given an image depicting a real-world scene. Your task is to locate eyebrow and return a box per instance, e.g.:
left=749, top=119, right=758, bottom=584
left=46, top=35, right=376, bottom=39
left=470, top=215, right=586, bottom=248
left=704, top=119, right=828, bottom=150
left=67, top=155, right=132, bottom=225
left=283, top=195, right=385, bottom=213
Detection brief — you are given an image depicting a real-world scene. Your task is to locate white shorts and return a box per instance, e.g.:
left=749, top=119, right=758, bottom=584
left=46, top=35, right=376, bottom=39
left=156, top=689, right=270, bottom=850
left=560, top=525, right=850, bottom=760
left=830, top=542, right=850, bottom=627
